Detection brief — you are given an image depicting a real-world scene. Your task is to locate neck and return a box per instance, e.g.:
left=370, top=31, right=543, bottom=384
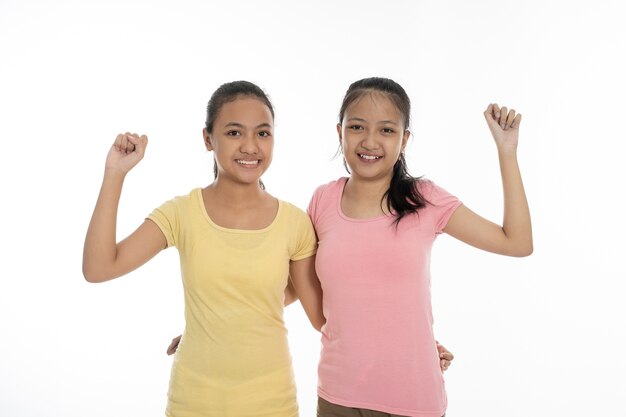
left=205, top=177, right=266, bottom=207
left=344, top=174, right=392, bottom=205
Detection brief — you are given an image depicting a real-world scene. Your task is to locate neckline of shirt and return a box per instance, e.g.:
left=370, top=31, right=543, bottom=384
left=336, top=177, right=394, bottom=223
left=194, top=188, right=283, bottom=233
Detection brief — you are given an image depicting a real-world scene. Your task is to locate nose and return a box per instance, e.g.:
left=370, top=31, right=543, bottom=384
left=240, top=133, right=259, bottom=154
left=361, top=130, right=378, bottom=150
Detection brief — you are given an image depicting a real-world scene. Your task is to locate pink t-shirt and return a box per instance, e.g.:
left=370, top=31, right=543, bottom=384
left=308, top=177, right=462, bottom=417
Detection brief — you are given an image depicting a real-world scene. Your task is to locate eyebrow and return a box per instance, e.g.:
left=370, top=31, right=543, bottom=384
left=346, top=117, right=400, bottom=126
left=223, top=122, right=273, bottom=129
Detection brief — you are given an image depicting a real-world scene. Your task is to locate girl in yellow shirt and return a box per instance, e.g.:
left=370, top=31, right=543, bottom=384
left=83, top=81, right=324, bottom=417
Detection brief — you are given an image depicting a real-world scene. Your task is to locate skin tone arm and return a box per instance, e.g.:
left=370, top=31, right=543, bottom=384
left=284, top=278, right=298, bottom=306
left=444, top=104, right=533, bottom=257
left=289, top=255, right=325, bottom=331
left=83, top=133, right=166, bottom=283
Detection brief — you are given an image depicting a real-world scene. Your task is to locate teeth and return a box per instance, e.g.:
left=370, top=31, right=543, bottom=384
left=359, top=154, right=381, bottom=160
left=237, top=160, right=259, bottom=165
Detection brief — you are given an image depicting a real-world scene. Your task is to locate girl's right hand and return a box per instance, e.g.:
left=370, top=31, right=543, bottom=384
left=167, top=335, right=182, bottom=355
left=483, top=103, right=521, bottom=154
left=105, top=132, right=148, bottom=174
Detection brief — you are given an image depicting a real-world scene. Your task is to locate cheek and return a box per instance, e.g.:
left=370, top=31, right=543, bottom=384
left=342, top=134, right=357, bottom=149
left=259, top=140, right=274, bottom=161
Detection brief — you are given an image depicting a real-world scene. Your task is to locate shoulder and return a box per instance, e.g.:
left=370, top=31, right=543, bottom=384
left=415, top=180, right=462, bottom=229
left=415, top=179, right=457, bottom=204
left=311, top=177, right=346, bottom=203
left=279, top=200, right=316, bottom=246
left=161, top=188, right=198, bottom=204
left=280, top=200, right=309, bottom=219
left=414, top=178, right=435, bottom=195
left=308, top=177, right=346, bottom=219
left=152, top=188, right=199, bottom=216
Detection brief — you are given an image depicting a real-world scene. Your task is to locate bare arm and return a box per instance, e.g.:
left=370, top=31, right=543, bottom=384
left=444, top=104, right=533, bottom=257
left=284, top=278, right=298, bottom=306
left=82, top=133, right=167, bottom=282
left=289, top=255, right=325, bottom=331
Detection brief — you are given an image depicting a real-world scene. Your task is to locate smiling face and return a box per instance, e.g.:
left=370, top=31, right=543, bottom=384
left=203, top=96, right=274, bottom=186
left=339, top=91, right=410, bottom=184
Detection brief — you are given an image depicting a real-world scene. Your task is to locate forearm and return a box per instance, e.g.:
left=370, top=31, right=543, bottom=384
left=82, top=169, right=126, bottom=282
left=284, top=278, right=299, bottom=306
left=289, top=257, right=326, bottom=331
left=498, top=150, right=533, bottom=256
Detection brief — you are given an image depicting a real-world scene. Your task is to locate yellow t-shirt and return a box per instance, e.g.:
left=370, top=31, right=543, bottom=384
left=148, top=188, right=317, bottom=417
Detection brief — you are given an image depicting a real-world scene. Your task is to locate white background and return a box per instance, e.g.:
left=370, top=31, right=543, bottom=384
left=1, top=0, right=625, bottom=416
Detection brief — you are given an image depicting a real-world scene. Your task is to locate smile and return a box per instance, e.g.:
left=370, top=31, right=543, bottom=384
left=358, top=153, right=382, bottom=161
left=236, top=159, right=260, bottom=166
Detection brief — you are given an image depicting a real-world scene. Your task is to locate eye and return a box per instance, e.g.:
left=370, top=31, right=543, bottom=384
left=348, top=125, right=364, bottom=131
left=258, top=130, right=272, bottom=138
left=382, top=128, right=395, bottom=134
left=226, top=130, right=241, bottom=137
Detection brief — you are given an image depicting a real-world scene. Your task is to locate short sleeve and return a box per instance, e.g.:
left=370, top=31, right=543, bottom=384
left=307, top=182, right=332, bottom=228
left=307, top=185, right=321, bottom=226
left=420, top=180, right=462, bottom=234
left=147, top=198, right=180, bottom=248
left=289, top=206, right=318, bottom=261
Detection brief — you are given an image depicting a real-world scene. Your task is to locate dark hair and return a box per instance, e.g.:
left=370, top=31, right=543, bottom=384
left=338, top=77, right=429, bottom=225
left=205, top=81, right=274, bottom=189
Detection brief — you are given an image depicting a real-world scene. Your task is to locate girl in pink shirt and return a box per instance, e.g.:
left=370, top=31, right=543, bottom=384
left=310, top=77, right=532, bottom=417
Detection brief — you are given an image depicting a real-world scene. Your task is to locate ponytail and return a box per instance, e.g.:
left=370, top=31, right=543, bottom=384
left=383, top=153, right=428, bottom=226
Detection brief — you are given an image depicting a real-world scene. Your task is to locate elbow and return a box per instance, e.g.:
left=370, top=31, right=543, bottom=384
left=313, top=317, right=327, bottom=332
left=510, top=242, right=534, bottom=257
left=82, top=270, right=103, bottom=283
left=523, top=244, right=534, bottom=257
left=513, top=248, right=533, bottom=258
left=82, top=264, right=111, bottom=283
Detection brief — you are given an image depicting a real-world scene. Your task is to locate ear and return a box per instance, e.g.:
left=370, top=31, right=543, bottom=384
left=336, top=123, right=342, bottom=143
left=401, top=129, right=411, bottom=152
left=203, top=128, right=213, bottom=151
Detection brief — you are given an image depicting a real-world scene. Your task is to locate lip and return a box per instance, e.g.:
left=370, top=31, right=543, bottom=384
left=357, top=152, right=383, bottom=162
left=235, top=159, right=261, bottom=168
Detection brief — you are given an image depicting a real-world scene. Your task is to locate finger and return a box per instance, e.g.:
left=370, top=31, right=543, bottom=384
left=505, top=109, right=516, bottom=130
left=120, top=133, right=131, bottom=154
left=483, top=103, right=494, bottom=120
left=166, top=338, right=179, bottom=355
left=114, top=133, right=124, bottom=151
left=440, top=359, right=450, bottom=371
left=492, top=103, right=501, bottom=122
left=126, top=133, right=135, bottom=153
left=440, top=351, right=454, bottom=361
left=510, top=113, right=522, bottom=129
left=127, top=133, right=148, bottom=156
left=499, top=106, right=508, bottom=128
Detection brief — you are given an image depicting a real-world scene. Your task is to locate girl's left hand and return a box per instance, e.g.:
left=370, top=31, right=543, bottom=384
left=436, top=342, right=454, bottom=372
left=484, top=103, right=522, bottom=153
